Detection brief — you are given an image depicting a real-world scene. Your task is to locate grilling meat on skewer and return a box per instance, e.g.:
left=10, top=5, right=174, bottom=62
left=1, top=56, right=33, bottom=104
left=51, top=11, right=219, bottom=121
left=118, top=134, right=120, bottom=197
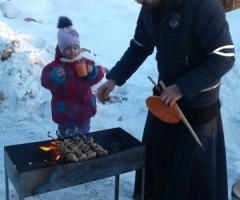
left=55, top=141, right=79, bottom=162
left=64, top=138, right=94, bottom=160
left=54, top=136, right=108, bottom=162
left=85, top=137, right=108, bottom=157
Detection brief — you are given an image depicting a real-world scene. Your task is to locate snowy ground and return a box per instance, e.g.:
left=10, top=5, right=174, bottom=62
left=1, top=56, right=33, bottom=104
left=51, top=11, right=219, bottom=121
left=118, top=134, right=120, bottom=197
left=0, top=1, right=240, bottom=199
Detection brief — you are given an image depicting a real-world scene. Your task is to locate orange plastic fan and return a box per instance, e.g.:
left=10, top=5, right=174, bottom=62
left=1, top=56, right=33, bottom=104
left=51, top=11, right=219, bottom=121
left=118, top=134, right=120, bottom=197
left=146, top=96, right=181, bottom=124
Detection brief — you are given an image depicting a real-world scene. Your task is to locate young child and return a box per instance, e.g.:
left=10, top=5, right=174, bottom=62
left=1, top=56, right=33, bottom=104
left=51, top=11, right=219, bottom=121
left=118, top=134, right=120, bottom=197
left=41, top=16, right=104, bottom=138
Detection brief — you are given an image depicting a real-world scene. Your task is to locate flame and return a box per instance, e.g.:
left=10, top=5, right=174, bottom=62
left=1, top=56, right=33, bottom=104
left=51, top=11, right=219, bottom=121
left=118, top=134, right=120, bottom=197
left=39, top=145, right=56, bottom=151
left=39, top=141, right=64, bottom=161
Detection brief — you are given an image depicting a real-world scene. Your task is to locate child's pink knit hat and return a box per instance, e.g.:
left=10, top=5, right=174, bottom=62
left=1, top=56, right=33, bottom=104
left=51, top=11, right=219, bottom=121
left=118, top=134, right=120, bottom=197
left=57, top=16, right=80, bottom=54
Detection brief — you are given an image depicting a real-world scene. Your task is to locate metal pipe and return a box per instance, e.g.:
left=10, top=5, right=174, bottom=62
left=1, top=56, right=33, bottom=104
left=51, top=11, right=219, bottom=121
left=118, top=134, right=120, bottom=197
left=115, top=175, right=119, bottom=200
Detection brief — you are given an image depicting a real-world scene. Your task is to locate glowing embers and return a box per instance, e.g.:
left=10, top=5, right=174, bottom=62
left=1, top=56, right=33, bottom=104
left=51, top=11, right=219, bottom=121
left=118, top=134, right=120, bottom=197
left=39, top=141, right=64, bottom=162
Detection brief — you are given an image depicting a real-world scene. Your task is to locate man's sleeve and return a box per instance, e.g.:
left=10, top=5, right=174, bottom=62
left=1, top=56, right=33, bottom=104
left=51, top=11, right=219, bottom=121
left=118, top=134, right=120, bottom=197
left=176, top=0, right=235, bottom=99
left=106, top=7, right=155, bottom=86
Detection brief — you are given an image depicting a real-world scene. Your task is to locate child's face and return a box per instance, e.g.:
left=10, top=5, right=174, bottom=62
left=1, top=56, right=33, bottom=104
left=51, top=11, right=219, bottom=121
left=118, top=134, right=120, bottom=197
left=63, top=45, right=80, bottom=59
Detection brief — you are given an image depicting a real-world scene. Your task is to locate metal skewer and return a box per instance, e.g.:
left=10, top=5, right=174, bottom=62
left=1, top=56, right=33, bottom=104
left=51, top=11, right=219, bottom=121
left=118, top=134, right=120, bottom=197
left=147, top=76, right=205, bottom=151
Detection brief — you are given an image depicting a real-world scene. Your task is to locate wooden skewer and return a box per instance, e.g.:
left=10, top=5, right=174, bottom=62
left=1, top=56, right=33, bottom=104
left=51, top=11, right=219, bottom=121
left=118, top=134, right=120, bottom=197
left=147, top=76, right=205, bottom=150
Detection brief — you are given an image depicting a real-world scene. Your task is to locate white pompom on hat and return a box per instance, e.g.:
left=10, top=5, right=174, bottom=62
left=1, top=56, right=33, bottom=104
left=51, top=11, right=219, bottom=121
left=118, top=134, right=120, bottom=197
left=57, top=16, right=80, bottom=54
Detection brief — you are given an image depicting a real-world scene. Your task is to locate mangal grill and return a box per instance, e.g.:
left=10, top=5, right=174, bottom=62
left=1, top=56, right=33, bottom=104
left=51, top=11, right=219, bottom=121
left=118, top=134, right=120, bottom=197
left=4, top=128, right=145, bottom=200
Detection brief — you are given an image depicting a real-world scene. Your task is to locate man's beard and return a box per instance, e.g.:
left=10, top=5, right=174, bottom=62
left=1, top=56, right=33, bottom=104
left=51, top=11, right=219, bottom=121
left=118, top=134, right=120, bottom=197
left=142, top=0, right=163, bottom=10
left=142, top=0, right=168, bottom=13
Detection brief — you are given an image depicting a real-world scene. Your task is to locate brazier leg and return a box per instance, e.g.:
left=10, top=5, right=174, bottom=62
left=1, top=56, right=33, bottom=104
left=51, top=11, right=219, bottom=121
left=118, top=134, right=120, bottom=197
left=5, top=173, right=9, bottom=200
left=19, top=193, right=24, bottom=200
left=114, top=175, right=119, bottom=200
left=141, top=167, right=145, bottom=200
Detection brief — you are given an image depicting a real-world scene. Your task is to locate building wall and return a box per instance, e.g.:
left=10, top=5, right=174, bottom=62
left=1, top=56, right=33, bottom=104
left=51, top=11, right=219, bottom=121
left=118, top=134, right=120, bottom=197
left=218, top=0, right=240, bottom=12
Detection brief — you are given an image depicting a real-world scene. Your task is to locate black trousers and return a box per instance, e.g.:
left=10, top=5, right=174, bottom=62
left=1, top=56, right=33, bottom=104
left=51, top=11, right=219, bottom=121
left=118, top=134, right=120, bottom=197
left=134, top=111, right=228, bottom=200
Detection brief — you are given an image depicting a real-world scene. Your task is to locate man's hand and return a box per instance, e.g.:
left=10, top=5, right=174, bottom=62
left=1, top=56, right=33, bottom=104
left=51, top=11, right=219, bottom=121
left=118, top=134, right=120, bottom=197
left=97, top=79, right=116, bottom=104
left=160, top=84, right=183, bottom=108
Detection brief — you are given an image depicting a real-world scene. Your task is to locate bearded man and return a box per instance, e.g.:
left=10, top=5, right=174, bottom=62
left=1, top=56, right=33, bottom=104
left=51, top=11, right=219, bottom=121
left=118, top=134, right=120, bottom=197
left=98, top=0, right=235, bottom=199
